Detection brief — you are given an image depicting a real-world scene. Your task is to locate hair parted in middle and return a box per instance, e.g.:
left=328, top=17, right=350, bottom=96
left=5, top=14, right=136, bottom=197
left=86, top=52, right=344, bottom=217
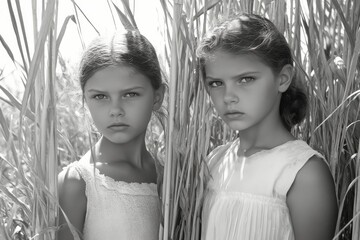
left=79, top=30, right=163, bottom=93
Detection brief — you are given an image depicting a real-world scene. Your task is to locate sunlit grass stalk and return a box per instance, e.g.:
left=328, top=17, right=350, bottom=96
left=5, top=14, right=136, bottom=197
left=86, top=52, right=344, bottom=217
left=162, top=0, right=182, bottom=238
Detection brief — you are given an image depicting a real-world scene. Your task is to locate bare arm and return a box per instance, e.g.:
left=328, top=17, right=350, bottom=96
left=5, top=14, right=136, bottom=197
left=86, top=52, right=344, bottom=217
left=57, top=167, right=87, bottom=240
left=287, top=156, right=338, bottom=240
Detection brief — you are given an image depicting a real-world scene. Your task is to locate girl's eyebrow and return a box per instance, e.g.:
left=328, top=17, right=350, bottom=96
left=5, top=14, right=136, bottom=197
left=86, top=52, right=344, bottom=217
left=206, top=71, right=260, bottom=81
left=86, top=89, right=105, bottom=93
left=231, top=71, right=259, bottom=79
left=86, top=86, right=145, bottom=93
left=205, top=76, right=221, bottom=81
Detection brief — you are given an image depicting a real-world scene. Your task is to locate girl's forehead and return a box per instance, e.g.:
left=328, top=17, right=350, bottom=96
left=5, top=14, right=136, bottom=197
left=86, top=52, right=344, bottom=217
left=206, top=51, right=264, bottom=67
left=84, top=65, right=151, bottom=90
left=93, top=65, right=139, bottom=77
left=204, top=51, right=273, bottom=77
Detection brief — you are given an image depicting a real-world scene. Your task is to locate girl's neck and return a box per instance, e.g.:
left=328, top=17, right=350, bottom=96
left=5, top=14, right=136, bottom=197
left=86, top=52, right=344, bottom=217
left=92, top=135, right=151, bottom=168
left=237, top=114, right=294, bottom=153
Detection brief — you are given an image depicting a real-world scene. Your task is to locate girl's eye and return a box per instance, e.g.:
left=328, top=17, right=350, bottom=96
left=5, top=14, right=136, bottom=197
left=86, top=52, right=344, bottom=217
left=238, top=77, right=255, bottom=84
left=208, top=81, right=223, bottom=88
left=93, top=94, right=107, bottom=100
left=124, top=92, right=139, bottom=98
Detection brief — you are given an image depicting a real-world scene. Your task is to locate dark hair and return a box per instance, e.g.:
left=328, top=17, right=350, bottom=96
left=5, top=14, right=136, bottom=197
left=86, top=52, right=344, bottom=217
left=196, top=13, right=307, bottom=130
left=79, top=30, right=162, bottom=93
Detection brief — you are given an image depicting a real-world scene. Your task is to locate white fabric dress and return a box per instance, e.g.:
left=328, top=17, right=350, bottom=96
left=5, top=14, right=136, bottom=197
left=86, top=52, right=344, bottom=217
left=201, top=138, right=324, bottom=240
left=65, top=152, right=161, bottom=240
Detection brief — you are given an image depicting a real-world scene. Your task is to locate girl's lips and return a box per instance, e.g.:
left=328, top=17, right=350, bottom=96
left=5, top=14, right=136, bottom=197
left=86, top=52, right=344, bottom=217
left=108, top=123, right=128, bottom=127
left=224, top=111, right=244, bottom=119
left=108, top=123, right=130, bottom=130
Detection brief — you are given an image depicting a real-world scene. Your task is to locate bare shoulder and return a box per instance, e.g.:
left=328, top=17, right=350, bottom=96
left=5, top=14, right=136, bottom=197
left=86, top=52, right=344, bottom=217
left=58, top=151, right=91, bottom=195
left=287, top=156, right=338, bottom=240
left=293, top=156, right=335, bottom=188
left=58, top=164, right=87, bottom=212
left=57, top=164, right=87, bottom=240
left=58, top=164, right=86, bottom=196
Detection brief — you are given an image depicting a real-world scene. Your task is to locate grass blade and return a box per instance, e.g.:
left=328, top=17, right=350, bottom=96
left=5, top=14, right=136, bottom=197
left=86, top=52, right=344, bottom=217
left=0, top=35, right=15, bottom=62
left=112, top=1, right=137, bottom=30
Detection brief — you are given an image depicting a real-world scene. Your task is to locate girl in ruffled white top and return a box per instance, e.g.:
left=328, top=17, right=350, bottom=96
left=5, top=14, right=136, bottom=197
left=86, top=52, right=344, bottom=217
left=196, top=13, right=338, bottom=240
left=57, top=31, right=165, bottom=240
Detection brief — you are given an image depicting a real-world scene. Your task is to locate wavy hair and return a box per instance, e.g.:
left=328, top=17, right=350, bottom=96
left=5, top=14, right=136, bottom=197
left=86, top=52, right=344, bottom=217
left=197, top=13, right=307, bottom=130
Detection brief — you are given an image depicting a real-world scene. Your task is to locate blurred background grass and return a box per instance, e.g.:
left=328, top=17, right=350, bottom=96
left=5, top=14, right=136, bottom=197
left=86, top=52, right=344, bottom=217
left=0, top=0, right=359, bottom=240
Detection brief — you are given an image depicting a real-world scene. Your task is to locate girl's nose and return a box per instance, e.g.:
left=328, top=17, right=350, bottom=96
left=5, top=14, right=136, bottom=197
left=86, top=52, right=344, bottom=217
left=223, top=86, right=239, bottom=104
left=109, top=101, right=125, bottom=117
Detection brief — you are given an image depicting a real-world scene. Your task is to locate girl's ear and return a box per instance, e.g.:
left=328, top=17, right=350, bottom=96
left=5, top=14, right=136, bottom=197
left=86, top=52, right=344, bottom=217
left=153, top=84, right=165, bottom=111
left=278, top=64, right=294, bottom=93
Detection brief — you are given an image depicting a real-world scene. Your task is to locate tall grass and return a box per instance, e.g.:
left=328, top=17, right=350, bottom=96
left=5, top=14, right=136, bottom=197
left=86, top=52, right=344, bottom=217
left=0, top=0, right=61, bottom=239
left=0, top=0, right=90, bottom=239
left=160, top=0, right=360, bottom=240
left=0, top=0, right=359, bottom=240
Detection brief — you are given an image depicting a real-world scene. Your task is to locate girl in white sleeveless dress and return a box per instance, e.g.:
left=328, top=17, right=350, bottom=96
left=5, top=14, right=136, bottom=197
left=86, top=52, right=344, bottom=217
left=196, top=13, right=338, bottom=240
left=57, top=31, right=165, bottom=240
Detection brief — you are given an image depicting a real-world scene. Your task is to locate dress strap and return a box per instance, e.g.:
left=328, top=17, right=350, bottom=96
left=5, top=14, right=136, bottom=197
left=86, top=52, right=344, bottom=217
left=274, top=141, right=326, bottom=197
left=70, top=161, right=95, bottom=185
left=62, top=151, right=99, bottom=200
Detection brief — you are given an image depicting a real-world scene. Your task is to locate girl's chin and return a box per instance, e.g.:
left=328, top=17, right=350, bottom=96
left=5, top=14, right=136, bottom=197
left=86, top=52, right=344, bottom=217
left=100, top=134, right=132, bottom=144
left=224, top=121, right=249, bottom=131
